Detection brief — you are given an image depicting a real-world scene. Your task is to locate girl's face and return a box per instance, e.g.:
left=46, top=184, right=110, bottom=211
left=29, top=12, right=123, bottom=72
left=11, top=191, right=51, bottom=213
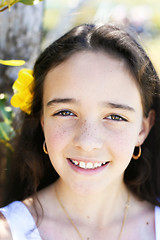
left=41, top=51, right=153, bottom=194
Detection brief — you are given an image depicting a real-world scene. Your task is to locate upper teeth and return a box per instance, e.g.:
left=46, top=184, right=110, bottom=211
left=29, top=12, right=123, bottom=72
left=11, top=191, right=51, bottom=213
left=70, top=159, right=107, bottom=169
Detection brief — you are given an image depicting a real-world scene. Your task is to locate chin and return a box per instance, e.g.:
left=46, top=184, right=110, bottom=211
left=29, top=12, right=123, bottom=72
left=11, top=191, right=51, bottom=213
left=69, top=181, right=107, bottom=196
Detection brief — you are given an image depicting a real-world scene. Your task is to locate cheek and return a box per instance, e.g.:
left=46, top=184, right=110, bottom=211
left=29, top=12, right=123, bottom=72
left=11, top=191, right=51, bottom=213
left=109, top=126, right=140, bottom=161
left=44, top=122, right=73, bottom=153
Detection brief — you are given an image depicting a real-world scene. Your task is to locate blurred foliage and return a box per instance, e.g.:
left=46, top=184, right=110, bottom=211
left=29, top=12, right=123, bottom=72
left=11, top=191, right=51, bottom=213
left=0, top=93, right=16, bottom=206
left=43, top=0, right=160, bottom=75
left=43, top=0, right=160, bottom=29
left=115, top=0, right=159, bottom=5
left=0, top=0, right=43, bottom=12
left=0, top=94, right=15, bottom=151
left=152, top=11, right=160, bottom=30
left=19, top=0, right=43, bottom=4
left=145, top=37, right=160, bottom=76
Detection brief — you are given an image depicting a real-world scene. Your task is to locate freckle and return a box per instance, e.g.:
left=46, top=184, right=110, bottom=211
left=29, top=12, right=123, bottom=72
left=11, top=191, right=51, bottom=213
left=146, top=222, right=149, bottom=225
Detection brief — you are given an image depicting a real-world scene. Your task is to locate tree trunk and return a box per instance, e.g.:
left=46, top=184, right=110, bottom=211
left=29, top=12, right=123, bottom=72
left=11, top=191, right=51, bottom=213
left=0, top=1, right=44, bottom=92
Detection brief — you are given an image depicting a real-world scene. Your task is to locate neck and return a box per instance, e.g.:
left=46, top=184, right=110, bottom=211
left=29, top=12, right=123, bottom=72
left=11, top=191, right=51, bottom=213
left=54, top=177, right=129, bottom=228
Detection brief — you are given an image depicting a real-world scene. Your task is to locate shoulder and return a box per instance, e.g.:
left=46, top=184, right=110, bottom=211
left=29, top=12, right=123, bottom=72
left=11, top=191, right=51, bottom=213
left=0, top=212, right=12, bottom=240
left=23, top=184, right=57, bottom=219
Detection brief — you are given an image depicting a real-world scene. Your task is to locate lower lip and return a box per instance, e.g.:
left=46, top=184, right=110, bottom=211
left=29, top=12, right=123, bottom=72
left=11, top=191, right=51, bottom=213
left=67, top=158, right=110, bottom=176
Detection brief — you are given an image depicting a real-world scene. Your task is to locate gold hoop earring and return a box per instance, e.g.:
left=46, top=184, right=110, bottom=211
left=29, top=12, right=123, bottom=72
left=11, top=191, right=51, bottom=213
left=132, top=145, right=141, bottom=160
left=43, top=140, right=48, bottom=154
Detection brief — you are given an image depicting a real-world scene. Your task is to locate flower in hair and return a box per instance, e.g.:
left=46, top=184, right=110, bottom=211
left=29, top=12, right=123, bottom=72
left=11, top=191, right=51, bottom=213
left=10, top=68, right=34, bottom=114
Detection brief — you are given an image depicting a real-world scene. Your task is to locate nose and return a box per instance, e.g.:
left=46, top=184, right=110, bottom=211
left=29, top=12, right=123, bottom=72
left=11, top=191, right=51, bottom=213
left=73, top=120, right=103, bottom=152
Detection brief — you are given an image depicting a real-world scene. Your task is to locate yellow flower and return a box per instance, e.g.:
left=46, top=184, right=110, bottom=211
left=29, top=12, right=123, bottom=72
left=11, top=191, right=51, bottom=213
left=10, top=68, right=34, bottom=114
left=0, top=59, right=25, bottom=66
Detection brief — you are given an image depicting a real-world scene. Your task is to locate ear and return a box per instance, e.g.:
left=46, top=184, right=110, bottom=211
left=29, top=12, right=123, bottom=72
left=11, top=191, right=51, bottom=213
left=137, top=110, right=155, bottom=146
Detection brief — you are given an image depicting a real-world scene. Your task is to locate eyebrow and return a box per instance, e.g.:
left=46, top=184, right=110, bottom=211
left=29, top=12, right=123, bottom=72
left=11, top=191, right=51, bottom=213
left=105, top=102, right=135, bottom=112
left=47, top=98, right=77, bottom=106
left=47, top=98, right=135, bottom=112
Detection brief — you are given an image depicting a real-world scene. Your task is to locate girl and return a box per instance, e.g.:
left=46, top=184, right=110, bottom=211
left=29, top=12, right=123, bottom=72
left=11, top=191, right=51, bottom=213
left=0, top=23, right=160, bottom=240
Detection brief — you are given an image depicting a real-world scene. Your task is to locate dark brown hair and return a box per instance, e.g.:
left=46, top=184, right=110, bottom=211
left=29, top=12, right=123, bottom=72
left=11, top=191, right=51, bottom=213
left=4, top=23, right=160, bottom=206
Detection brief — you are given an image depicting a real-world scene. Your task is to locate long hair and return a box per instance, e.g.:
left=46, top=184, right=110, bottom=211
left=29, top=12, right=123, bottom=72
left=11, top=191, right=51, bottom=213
left=4, top=23, right=160, bottom=206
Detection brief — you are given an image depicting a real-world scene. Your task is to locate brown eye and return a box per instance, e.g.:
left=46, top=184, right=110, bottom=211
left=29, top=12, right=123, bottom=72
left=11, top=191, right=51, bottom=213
left=54, top=110, right=75, bottom=117
left=106, top=115, right=127, bottom=122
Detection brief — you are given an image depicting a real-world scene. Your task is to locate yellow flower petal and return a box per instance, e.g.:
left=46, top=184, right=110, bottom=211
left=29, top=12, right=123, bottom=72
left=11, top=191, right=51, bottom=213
left=0, top=59, right=25, bottom=66
left=17, top=69, right=33, bottom=85
left=11, top=91, right=33, bottom=114
left=13, top=70, right=33, bottom=92
left=12, top=89, right=33, bottom=105
left=10, top=68, right=34, bottom=114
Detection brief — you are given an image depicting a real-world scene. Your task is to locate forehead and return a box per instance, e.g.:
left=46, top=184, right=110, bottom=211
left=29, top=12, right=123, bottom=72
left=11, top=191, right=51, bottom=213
left=43, top=51, right=142, bottom=107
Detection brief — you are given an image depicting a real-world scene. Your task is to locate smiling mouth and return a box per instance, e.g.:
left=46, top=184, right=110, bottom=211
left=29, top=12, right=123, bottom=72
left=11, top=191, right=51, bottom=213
left=68, top=158, right=109, bottom=169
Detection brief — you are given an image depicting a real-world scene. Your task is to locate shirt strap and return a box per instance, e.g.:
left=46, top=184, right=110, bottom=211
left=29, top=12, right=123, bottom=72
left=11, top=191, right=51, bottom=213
left=0, top=201, right=41, bottom=240
left=155, top=206, right=160, bottom=240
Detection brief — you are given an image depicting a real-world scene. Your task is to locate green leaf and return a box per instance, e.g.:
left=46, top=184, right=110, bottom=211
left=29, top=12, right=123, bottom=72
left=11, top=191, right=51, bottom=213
left=0, top=93, right=7, bottom=105
left=0, top=94, right=14, bottom=123
left=0, top=93, right=15, bottom=148
left=4, top=107, right=14, bottom=123
left=0, top=122, right=15, bottom=141
left=19, top=0, right=43, bottom=5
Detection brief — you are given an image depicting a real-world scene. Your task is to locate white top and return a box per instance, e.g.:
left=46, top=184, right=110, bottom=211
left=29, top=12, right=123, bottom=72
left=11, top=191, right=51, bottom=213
left=0, top=201, right=160, bottom=240
left=155, top=206, right=160, bottom=240
left=0, top=201, right=41, bottom=240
